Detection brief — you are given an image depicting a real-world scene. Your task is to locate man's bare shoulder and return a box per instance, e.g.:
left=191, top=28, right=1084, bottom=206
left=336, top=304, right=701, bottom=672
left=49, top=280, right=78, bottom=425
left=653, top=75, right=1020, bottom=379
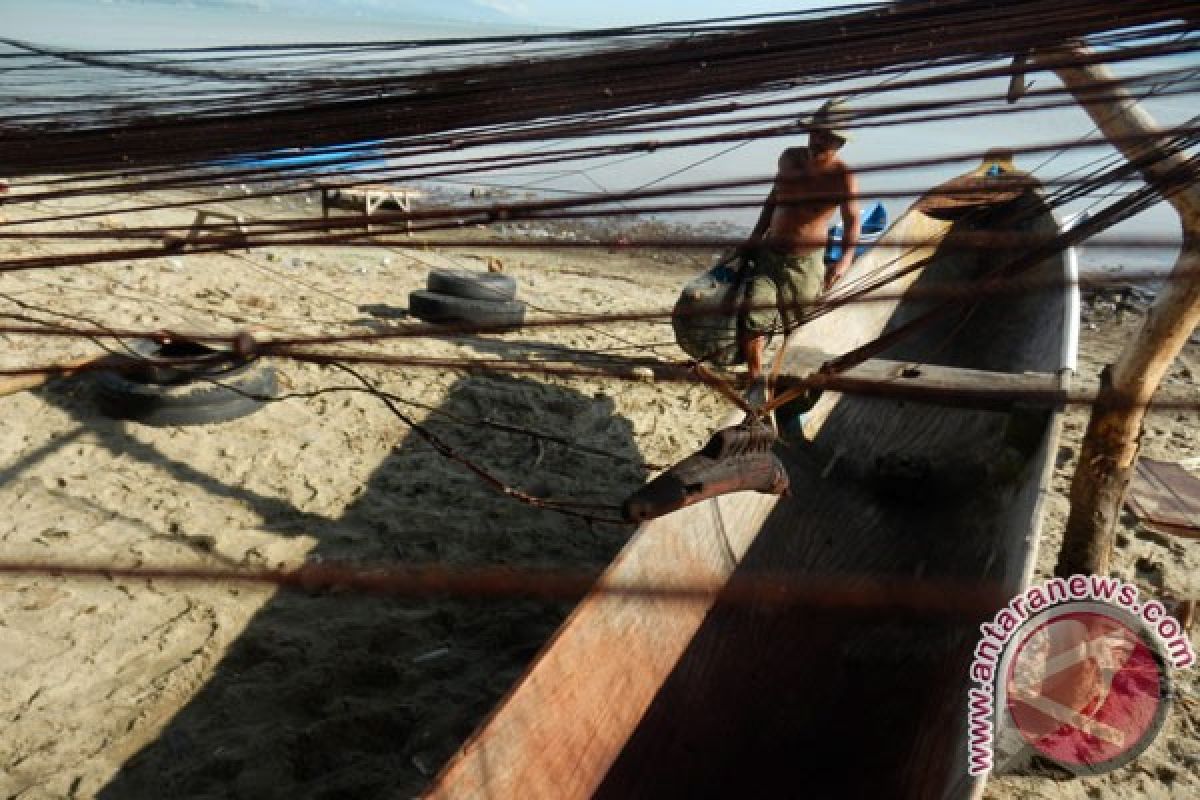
left=829, top=156, right=857, bottom=186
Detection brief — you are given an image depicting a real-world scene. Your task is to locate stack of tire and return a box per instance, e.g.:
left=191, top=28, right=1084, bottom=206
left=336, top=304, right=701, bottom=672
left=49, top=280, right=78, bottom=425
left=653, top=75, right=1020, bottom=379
left=409, top=268, right=526, bottom=331
left=94, top=338, right=276, bottom=426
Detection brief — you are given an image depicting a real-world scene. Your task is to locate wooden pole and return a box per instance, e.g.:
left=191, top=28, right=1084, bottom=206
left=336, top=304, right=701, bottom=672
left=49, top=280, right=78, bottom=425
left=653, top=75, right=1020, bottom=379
left=1031, top=44, right=1200, bottom=576
left=0, top=354, right=122, bottom=399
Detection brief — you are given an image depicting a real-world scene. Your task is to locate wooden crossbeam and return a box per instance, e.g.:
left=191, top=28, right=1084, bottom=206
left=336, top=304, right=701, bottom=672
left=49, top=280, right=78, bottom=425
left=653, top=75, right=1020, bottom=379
left=777, top=346, right=1065, bottom=410
left=319, top=183, right=424, bottom=235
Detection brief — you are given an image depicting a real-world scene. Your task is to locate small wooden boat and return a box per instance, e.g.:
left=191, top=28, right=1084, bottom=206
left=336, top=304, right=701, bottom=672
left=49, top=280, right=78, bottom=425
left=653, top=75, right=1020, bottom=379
left=427, top=155, right=1081, bottom=799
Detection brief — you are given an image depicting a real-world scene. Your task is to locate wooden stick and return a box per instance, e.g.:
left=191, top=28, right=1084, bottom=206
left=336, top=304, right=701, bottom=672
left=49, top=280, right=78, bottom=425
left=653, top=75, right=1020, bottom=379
left=0, top=354, right=121, bottom=399
left=1031, top=44, right=1200, bottom=576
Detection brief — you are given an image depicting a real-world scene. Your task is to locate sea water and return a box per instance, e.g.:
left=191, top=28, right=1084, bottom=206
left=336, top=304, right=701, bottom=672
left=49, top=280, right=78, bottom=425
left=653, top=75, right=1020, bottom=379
left=5, top=0, right=1192, bottom=276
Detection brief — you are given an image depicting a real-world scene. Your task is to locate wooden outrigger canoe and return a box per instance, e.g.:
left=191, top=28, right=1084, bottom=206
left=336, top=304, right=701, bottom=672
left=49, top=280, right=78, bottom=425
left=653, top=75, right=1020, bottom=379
left=427, top=156, right=1081, bottom=799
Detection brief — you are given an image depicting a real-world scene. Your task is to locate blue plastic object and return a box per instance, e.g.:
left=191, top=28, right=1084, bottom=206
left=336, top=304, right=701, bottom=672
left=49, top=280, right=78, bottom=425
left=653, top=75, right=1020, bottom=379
left=211, top=139, right=390, bottom=176
left=862, top=201, right=888, bottom=236
left=824, top=201, right=888, bottom=266
left=710, top=264, right=739, bottom=284
left=825, top=225, right=845, bottom=265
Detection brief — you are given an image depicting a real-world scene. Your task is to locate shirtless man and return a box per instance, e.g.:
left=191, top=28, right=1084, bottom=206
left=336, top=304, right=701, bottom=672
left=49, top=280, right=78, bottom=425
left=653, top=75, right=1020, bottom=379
left=737, top=99, right=860, bottom=388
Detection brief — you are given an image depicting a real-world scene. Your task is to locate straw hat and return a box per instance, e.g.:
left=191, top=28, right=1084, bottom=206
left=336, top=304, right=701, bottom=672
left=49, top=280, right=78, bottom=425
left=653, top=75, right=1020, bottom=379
left=810, top=98, right=854, bottom=142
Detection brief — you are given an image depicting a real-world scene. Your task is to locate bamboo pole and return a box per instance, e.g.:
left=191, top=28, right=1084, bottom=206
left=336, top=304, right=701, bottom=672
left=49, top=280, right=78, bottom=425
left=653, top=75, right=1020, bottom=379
left=1031, top=44, right=1200, bottom=576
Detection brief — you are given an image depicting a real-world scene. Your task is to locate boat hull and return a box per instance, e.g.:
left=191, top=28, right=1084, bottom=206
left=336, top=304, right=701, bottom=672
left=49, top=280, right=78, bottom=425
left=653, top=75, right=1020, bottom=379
left=429, top=164, right=1079, bottom=799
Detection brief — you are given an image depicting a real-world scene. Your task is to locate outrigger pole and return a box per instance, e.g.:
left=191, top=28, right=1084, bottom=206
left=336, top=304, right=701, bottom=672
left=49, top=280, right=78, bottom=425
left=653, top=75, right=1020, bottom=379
left=1026, top=43, right=1200, bottom=576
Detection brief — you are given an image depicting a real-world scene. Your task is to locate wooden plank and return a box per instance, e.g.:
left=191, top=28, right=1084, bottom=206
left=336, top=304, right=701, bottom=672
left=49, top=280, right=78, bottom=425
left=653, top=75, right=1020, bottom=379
left=779, top=346, right=1063, bottom=410
left=1125, top=458, right=1200, bottom=540
left=1176, top=350, right=1200, bottom=383
left=0, top=354, right=121, bottom=399
left=428, top=493, right=778, bottom=799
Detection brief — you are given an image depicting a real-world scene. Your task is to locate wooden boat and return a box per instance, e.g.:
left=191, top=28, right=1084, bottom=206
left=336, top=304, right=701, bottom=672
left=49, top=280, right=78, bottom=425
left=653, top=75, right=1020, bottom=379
left=427, top=155, right=1081, bottom=799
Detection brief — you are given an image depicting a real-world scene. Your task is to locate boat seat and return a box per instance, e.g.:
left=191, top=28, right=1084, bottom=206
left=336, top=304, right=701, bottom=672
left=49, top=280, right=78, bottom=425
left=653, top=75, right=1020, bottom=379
left=775, top=346, right=1064, bottom=411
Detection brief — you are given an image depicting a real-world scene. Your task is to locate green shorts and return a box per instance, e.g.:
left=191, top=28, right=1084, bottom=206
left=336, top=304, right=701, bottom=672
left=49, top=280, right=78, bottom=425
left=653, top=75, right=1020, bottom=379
left=740, top=248, right=824, bottom=335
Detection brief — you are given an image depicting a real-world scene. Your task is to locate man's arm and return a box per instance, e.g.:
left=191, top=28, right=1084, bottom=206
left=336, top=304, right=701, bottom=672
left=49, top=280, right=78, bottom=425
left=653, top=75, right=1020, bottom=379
left=721, top=187, right=772, bottom=274
left=827, top=170, right=860, bottom=289
left=742, top=188, right=776, bottom=256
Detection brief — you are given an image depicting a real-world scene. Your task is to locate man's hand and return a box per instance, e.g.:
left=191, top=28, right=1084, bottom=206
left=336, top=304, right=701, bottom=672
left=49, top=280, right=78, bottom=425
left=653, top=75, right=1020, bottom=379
left=825, top=259, right=850, bottom=290
left=831, top=176, right=860, bottom=291
left=728, top=243, right=756, bottom=274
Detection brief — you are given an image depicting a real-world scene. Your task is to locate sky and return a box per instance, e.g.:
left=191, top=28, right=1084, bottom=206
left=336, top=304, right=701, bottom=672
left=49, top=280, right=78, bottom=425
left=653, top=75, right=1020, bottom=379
left=3, top=1, right=857, bottom=41
left=476, top=0, right=853, bottom=28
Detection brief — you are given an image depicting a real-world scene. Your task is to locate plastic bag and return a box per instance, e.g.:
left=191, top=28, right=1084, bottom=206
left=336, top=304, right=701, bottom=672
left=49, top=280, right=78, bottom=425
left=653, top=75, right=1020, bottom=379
left=671, top=253, right=747, bottom=366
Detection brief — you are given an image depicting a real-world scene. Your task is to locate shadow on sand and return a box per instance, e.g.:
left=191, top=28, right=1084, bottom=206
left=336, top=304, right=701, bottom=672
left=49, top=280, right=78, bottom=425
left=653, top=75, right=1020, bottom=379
left=52, top=370, right=646, bottom=799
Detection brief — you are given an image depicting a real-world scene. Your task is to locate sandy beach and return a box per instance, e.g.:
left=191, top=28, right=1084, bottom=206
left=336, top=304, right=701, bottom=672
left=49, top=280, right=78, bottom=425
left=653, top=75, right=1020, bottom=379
left=0, top=184, right=1196, bottom=799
